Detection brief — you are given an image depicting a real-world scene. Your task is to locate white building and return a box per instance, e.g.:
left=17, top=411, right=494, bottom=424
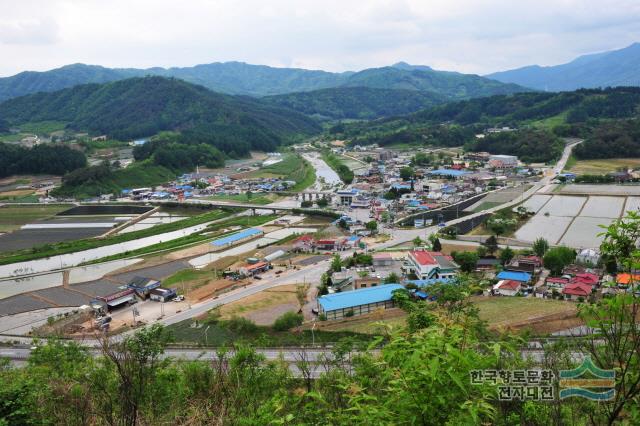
left=576, top=249, right=601, bottom=267
left=403, top=251, right=459, bottom=280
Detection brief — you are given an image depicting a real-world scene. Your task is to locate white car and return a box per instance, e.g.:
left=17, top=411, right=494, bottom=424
left=173, top=295, right=185, bottom=302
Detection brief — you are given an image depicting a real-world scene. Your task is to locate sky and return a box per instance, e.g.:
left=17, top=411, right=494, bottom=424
left=0, top=0, right=639, bottom=77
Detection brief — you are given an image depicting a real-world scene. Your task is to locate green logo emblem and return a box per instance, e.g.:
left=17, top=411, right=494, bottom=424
left=559, top=356, right=615, bottom=400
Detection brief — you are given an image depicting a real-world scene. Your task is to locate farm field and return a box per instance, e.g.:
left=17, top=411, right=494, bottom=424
left=578, top=196, right=624, bottom=218
left=559, top=217, right=615, bottom=248
left=515, top=214, right=573, bottom=244
left=473, top=296, right=577, bottom=328
left=0, top=205, right=71, bottom=232
left=519, top=194, right=551, bottom=213
left=567, top=158, right=640, bottom=175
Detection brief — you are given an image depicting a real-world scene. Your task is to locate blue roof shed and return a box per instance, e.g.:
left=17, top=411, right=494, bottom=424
left=496, top=271, right=532, bottom=282
left=318, top=284, right=404, bottom=312
left=211, top=228, right=263, bottom=247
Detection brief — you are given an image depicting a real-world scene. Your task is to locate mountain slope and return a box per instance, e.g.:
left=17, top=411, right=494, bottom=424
left=330, top=87, right=640, bottom=150
left=263, top=87, right=447, bottom=120
left=486, top=43, right=640, bottom=91
left=0, top=61, right=529, bottom=101
left=343, top=65, right=529, bottom=99
left=0, top=76, right=321, bottom=155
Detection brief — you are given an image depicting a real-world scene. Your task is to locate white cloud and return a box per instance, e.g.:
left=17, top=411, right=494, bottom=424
left=0, top=0, right=638, bottom=76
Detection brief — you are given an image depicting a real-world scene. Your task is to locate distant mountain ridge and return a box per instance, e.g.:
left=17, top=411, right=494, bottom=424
left=486, top=42, right=640, bottom=91
left=0, top=61, right=529, bottom=102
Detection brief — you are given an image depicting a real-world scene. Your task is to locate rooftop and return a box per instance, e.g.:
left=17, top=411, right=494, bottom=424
left=211, top=228, right=263, bottom=247
left=496, top=270, right=532, bottom=282
left=318, top=284, right=404, bottom=312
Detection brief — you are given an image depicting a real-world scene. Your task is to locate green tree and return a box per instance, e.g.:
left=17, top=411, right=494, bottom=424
left=272, top=311, right=303, bottom=331
left=412, top=236, right=423, bottom=247
left=532, top=237, right=550, bottom=257
left=476, top=245, right=488, bottom=257
left=399, top=166, right=414, bottom=181
left=543, top=246, right=576, bottom=275
left=316, top=198, right=328, bottom=208
left=365, top=220, right=378, bottom=233
left=331, top=254, right=343, bottom=273
left=453, top=251, right=479, bottom=273
left=431, top=237, right=442, bottom=252
left=384, top=272, right=400, bottom=284
left=499, top=246, right=514, bottom=265
left=482, top=235, right=499, bottom=255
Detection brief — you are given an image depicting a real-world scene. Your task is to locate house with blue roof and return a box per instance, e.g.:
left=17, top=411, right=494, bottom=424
left=429, top=169, right=468, bottom=178
left=317, top=284, right=404, bottom=320
left=496, top=270, right=531, bottom=283
left=211, top=228, right=263, bottom=248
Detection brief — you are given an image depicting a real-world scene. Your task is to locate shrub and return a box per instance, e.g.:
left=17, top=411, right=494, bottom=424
left=221, top=316, right=258, bottom=333
left=272, top=311, right=303, bottom=331
left=344, top=310, right=355, bottom=318
left=318, top=313, right=327, bottom=321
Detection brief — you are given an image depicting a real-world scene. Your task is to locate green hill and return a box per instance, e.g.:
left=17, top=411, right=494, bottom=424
left=0, top=61, right=528, bottom=101
left=331, top=87, right=640, bottom=163
left=0, top=76, right=321, bottom=156
left=263, top=87, right=447, bottom=120
left=343, top=65, right=529, bottom=99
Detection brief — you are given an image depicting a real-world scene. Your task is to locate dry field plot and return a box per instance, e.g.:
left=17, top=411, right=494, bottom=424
left=568, top=158, right=640, bottom=175
left=473, top=296, right=577, bottom=329
left=218, top=285, right=299, bottom=325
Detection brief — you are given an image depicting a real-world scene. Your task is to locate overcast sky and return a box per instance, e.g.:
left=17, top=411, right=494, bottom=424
left=1, top=0, right=639, bottom=77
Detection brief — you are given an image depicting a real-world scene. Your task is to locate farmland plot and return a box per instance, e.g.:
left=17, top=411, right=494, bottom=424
left=559, top=217, right=615, bottom=248
left=515, top=215, right=573, bottom=245
left=579, top=196, right=624, bottom=219
left=538, top=196, right=586, bottom=217
left=519, top=194, right=551, bottom=213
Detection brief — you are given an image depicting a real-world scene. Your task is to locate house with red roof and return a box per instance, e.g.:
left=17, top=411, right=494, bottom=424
left=562, top=282, right=593, bottom=300
left=404, top=250, right=459, bottom=280
left=292, top=235, right=315, bottom=253
left=493, top=280, right=522, bottom=296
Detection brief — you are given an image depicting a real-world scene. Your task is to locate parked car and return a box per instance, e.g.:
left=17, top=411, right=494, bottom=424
left=173, top=295, right=185, bottom=302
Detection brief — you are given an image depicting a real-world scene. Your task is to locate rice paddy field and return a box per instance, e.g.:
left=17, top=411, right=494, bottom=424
left=515, top=193, right=640, bottom=248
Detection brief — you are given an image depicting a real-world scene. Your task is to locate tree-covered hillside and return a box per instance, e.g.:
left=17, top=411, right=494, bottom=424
left=263, top=87, right=447, bottom=120
left=343, top=65, right=529, bottom=99
left=0, top=143, right=86, bottom=177
left=0, top=77, right=321, bottom=156
left=574, top=119, right=640, bottom=159
left=0, top=61, right=529, bottom=101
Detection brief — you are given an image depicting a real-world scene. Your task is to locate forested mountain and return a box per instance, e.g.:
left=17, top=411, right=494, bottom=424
left=343, top=65, right=528, bottom=99
left=0, top=61, right=528, bottom=101
left=0, top=76, right=320, bottom=156
left=486, top=42, right=640, bottom=91
left=0, top=64, right=141, bottom=102
left=0, top=143, right=86, bottom=178
left=330, top=87, right=640, bottom=163
left=574, top=119, right=640, bottom=160
left=263, top=87, right=447, bottom=120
